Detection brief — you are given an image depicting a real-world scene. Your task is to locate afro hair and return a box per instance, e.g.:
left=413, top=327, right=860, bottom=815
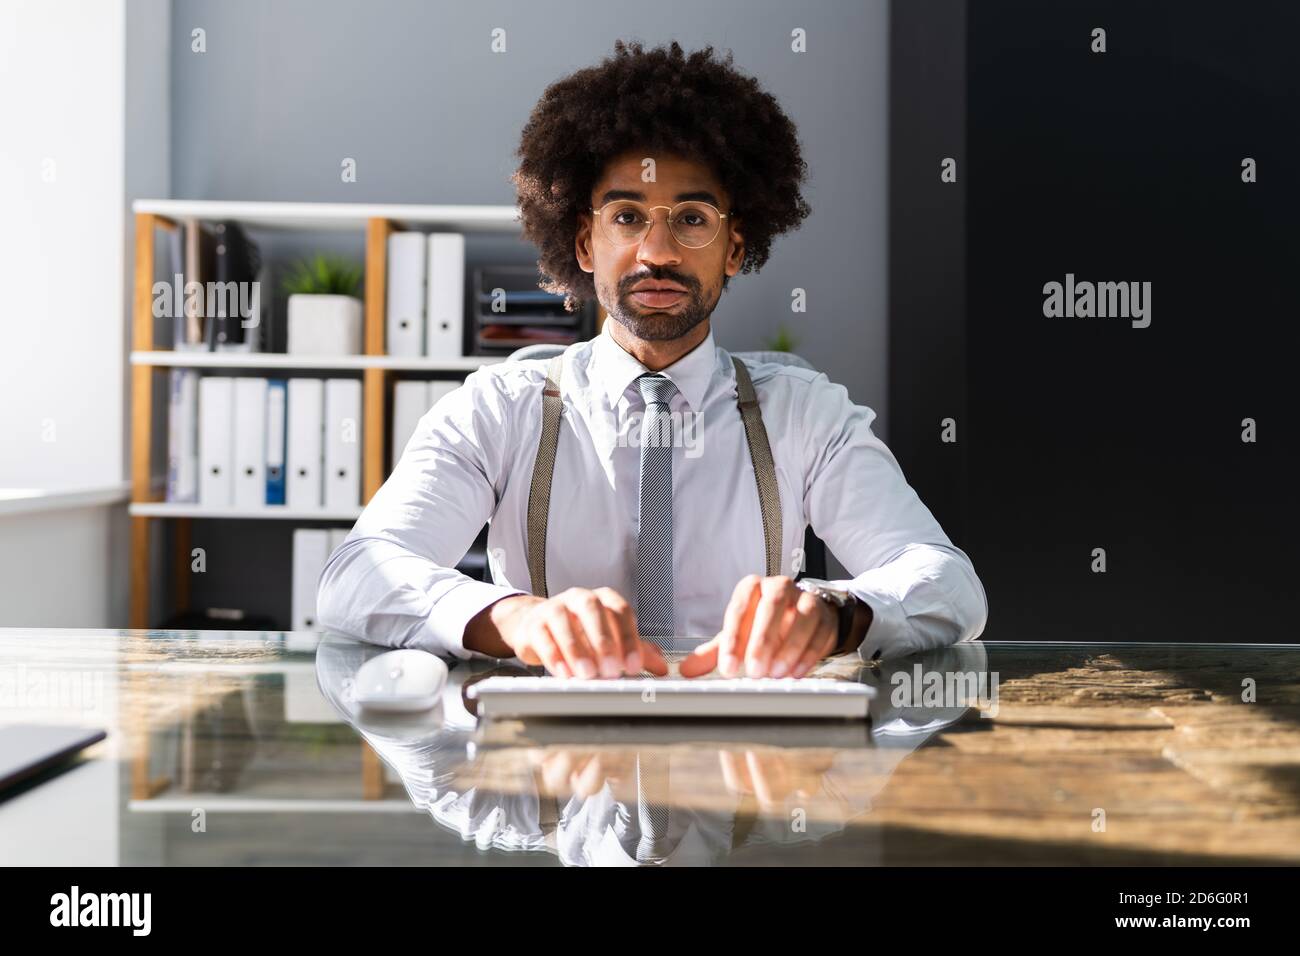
left=510, top=39, right=811, bottom=312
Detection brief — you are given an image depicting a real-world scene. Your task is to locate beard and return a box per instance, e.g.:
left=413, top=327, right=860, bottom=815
left=603, top=272, right=718, bottom=342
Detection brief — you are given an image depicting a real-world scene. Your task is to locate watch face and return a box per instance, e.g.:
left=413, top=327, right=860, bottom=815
left=823, top=589, right=852, bottom=607
left=799, top=580, right=851, bottom=606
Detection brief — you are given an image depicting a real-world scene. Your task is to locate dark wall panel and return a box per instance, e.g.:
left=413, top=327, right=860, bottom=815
left=894, top=0, right=1298, bottom=642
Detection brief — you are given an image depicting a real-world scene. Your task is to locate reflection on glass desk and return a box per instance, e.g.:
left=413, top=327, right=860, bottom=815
left=1, top=628, right=1298, bottom=866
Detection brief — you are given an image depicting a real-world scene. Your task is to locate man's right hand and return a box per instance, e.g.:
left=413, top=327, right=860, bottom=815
left=464, top=587, right=669, bottom=679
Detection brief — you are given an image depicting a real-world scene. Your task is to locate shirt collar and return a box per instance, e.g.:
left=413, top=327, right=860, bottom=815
left=590, top=320, right=717, bottom=412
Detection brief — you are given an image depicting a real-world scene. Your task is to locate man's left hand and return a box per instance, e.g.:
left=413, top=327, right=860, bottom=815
left=679, top=575, right=839, bottom=679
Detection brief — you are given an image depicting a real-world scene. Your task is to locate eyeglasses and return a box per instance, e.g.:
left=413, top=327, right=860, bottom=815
left=590, top=200, right=730, bottom=249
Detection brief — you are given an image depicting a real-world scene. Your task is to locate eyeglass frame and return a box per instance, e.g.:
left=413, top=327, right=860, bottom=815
left=588, top=199, right=733, bottom=249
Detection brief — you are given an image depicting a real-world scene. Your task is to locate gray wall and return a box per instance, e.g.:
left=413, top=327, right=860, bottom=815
left=169, top=0, right=889, bottom=421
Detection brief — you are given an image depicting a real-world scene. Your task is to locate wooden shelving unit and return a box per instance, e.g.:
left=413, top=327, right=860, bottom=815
left=129, top=351, right=497, bottom=371
left=129, top=503, right=364, bottom=521
left=128, top=200, right=523, bottom=628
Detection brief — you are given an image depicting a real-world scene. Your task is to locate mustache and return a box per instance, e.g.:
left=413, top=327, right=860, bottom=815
left=620, top=270, right=697, bottom=294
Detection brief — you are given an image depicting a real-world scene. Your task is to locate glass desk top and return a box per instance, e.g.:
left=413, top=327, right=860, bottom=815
left=2, top=628, right=1297, bottom=866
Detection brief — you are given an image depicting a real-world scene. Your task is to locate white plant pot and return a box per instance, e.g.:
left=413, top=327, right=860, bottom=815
left=287, top=294, right=363, bottom=355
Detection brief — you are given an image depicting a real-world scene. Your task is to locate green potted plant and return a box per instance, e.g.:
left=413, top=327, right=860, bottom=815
left=762, top=325, right=799, bottom=353
left=283, top=255, right=364, bottom=354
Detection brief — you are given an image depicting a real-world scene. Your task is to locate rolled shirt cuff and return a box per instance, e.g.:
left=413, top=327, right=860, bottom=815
left=427, top=579, right=528, bottom=661
left=838, top=578, right=915, bottom=662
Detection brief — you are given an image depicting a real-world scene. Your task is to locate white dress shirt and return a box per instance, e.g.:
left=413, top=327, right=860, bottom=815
left=317, top=322, right=988, bottom=662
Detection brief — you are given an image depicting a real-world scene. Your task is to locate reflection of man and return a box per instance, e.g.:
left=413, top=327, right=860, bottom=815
left=318, top=40, right=987, bottom=679
left=345, top=644, right=992, bottom=867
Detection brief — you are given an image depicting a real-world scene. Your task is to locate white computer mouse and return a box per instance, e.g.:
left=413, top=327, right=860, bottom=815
left=351, top=649, right=448, bottom=712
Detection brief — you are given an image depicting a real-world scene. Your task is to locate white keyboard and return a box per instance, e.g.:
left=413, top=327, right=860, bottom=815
left=465, top=676, right=873, bottom=719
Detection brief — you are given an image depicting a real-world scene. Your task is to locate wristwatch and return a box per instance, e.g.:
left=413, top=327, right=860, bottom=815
left=794, top=578, right=858, bottom=655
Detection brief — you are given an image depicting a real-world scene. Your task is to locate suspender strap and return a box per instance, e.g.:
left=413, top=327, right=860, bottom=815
left=526, top=354, right=565, bottom=598
left=525, top=352, right=784, bottom=599
left=731, top=356, right=783, bottom=578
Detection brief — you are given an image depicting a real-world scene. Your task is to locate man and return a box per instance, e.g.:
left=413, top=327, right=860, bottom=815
left=317, top=40, right=987, bottom=679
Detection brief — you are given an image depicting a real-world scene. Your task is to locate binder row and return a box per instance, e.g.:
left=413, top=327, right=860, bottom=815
left=386, top=232, right=466, bottom=358
left=167, top=371, right=362, bottom=511
left=168, top=218, right=266, bottom=352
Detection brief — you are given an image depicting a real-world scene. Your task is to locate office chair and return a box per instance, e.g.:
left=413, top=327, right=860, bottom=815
left=503, top=343, right=829, bottom=580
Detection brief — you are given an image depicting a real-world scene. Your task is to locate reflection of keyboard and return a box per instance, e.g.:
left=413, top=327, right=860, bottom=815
left=466, top=677, right=872, bottom=719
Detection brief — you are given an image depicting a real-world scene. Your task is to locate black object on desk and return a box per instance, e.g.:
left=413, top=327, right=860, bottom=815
left=0, top=725, right=106, bottom=795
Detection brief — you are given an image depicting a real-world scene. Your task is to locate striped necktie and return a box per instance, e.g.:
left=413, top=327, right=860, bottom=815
left=635, top=751, right=673, bottom=863
left=635, top=373, right=677, bottom=645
